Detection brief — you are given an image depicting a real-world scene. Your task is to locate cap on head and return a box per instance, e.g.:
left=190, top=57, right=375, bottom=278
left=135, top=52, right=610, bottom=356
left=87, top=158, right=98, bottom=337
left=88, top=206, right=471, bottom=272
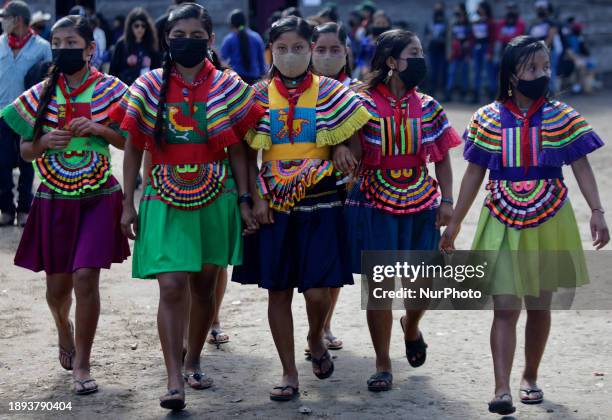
left=0, top=1, right=32, bottom=24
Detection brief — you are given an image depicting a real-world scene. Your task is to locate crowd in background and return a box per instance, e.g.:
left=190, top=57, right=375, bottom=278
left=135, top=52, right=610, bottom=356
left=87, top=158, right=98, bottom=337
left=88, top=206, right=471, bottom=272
left=2, top=0, right=600, bottom=105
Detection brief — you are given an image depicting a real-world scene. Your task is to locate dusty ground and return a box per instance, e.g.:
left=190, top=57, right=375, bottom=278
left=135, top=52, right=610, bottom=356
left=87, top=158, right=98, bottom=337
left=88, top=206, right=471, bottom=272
left=0, top=93, right=611, bottom=420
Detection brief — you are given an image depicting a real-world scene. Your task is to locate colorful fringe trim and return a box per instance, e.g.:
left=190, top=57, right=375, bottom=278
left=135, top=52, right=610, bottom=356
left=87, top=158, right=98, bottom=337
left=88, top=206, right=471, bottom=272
left=150, top=162, right=227, bottom=210
left=34, top=151, right=111, bottom=196
left=257, top=159, right=334, bottom=211
left=360, top=167, right=440, bottom=215
left=484, top=178, right=568, bottom=229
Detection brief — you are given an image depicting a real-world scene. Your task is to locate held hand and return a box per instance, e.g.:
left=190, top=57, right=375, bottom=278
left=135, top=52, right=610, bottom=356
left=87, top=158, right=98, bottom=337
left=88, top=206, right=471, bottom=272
left=40, top=129, right=72, bottom=150
left=121, top=204, right=138, bottom=240
left=439, top=222, right=461, bottom=253
left=333, top=144, right=357, bottom=175
left=591, top=211, right=610, bottom=250
left=240, top=202, right=259, bottom=236
left=253, top=196, right=274, bottom=225
left=69, top=117, right=100, bottom=137
left=435, top=202, right=453, bottom=229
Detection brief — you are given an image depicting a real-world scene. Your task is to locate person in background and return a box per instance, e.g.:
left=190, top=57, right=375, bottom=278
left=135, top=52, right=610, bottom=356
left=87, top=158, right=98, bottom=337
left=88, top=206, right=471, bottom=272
left=155, top=0, right=190, bottom=51
left=111, top=15, right=125, bottom=45
left=110, top=7, right=161, bottom=86
left=356, top=10, right=392, bottom=79
left=316, top=7, right=338, bottom=24
left=220, top=9, right=266, bottom=85
left=471, top=1, right=497, bottom=103
left=359, top=1, right=377, bottom=28
left=30, top=11, right=51, bottom=41
left=424, top=2, right=448, bottom=97
left=563, top=19, right=595, bottom=94
left=444, top=3, right=472, bottom=102
left=496, top=2, right=525, bottom=56
left=529, top=0, right=562, bottom=92
left=0, top=0, right=52, bottom=227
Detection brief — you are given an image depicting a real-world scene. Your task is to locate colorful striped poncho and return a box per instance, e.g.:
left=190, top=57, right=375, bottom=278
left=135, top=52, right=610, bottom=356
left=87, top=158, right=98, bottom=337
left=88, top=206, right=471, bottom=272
left=247, top=74, right=372, bottom=211
left=1, top=71, right=127, bottom=195
left=354, top=88, right=461, bottom=215
left=464, top=100, right=604, bottom=229
left=110, top=62, right=264, bottom=165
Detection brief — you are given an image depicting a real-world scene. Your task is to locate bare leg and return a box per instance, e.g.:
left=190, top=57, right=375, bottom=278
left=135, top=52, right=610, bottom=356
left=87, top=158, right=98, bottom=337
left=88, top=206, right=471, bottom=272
left=323, top=288, right=341, bottom=347
left=157, top=272, right=189, bottom=394
left=304, top=287, right=333, bottom=377
left=491, top=295, right=522, bottom=399
left=268, top=289, right=298, bottom=398
left=521, top=292, right=552, bottom=401
left=208, top=268, right=229, bottom=343
left=184, top=265, right=219, bottom=388
left=71, top=268, right=101, bottom=392
left=46, top=274, right=74, bottom=370
left=366, top=308, right=393, bottom=387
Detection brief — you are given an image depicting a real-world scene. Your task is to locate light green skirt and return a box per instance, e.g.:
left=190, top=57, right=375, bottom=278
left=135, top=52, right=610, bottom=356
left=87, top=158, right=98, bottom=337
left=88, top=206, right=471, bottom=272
left=132, top=177, right=242, bottom=279
left=471, top=200, right=589, bottom=297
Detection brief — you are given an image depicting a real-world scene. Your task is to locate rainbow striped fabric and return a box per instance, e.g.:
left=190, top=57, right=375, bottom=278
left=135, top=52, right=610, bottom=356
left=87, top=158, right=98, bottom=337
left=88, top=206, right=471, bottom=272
left=247, top=74, right=371, bottom=211
left=464, top=100, right=604, bottom=170
left=2, top=72, right=126, bottom=141
left=245, top=75, right=372, bottom=151
left=355, top=91, right=457, bottom=214
left=112, top=67, right=261, bottom=154
left=464, top=100, right=604, bottom=229
left=1, top=72, right=127, bottom=195
left=149, top=162, right=227, bottom=210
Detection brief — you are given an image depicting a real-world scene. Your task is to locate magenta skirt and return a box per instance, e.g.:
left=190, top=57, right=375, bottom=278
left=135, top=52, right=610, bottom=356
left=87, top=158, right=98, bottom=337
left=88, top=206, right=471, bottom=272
left=14, top=175, right=130, bottom=274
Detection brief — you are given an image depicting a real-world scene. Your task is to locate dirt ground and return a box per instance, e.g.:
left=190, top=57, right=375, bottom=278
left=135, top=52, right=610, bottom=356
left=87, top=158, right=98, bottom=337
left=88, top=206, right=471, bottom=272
left=0, top=93, right=610, bottom=420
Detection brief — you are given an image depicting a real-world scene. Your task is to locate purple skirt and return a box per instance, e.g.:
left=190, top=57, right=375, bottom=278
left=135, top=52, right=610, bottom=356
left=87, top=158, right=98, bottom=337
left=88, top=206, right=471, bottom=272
left=15, top=175, right=130, bottom=274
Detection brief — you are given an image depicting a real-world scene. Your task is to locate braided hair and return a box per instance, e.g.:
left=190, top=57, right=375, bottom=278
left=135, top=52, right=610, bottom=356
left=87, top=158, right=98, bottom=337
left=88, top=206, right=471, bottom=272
left=154, top=2, right=219, bottom=146
left=32, top=16, right=94, bottom=142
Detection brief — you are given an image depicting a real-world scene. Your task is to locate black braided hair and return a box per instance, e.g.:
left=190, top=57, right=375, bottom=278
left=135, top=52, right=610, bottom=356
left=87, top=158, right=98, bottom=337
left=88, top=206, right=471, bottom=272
left=32, top=15, right=94, bottom=142
left=153, top=50, right=173, bottom=147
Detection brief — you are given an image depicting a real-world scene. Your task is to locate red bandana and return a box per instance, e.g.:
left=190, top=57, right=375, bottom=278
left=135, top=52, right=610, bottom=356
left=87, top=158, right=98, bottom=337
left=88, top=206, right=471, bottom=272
left=8, top=28, right=34, bottom=50
left=273, top=72, right=314, bottom=143
left=503, top=96, right=546, bottom=172
left=374, top=83, right=419, bottom=149
left=57, top=67, right=102, bottom=128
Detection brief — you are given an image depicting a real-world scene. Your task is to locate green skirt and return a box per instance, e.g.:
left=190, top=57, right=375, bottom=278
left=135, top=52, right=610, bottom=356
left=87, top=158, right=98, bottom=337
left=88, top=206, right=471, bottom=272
left=471, top=200, right=589, bottom=297
left=132, top=176, right=242, bottom=279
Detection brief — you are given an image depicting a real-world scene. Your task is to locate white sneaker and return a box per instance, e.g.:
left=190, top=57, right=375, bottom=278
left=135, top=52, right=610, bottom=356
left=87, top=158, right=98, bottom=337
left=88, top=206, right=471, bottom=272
left=0, top=213, right=14, bottom=226
left=17, top=212, right=28, bottom=227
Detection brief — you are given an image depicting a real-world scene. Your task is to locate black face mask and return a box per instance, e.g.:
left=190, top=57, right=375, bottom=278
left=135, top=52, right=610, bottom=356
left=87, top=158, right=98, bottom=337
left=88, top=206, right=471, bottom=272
left=371, top=26, right=390, bottom=37
left=52, top=48, right=86, bottom=75
left=398, top=57, right=427, bottom=90
left=516, top=76, right=550, bottom=100
left=169, top=37, right=208, bottom=68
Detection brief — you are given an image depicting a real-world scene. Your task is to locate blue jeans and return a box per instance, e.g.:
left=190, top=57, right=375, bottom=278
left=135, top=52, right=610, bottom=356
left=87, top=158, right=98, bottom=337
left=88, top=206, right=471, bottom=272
left=0, top=118, right=33, bottom=215
left=472, top=43, right=497, bottom=97
left=446, top=58, right=469, bottom=94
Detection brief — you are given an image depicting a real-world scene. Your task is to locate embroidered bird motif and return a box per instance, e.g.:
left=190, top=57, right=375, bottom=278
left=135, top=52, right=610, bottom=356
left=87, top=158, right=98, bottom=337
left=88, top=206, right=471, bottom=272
left=276, top=110, right=309, bottom=140
left=168, top=105, right=207, bottom=138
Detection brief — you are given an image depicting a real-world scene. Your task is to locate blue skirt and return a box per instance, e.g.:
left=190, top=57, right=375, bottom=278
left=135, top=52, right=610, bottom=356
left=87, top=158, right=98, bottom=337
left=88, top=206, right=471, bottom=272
left=345, top=183, right=441, bottom=274
left=232, top=176, right=353, bottom=292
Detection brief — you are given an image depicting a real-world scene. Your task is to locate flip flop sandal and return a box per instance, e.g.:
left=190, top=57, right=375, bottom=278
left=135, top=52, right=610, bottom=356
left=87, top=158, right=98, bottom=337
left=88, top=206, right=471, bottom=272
left=488, top=393, right=516, bottom=415
left=159, top=389, right=186, bottom=411
left=520, top=388, right=544, bottom=404
left=59, top=321, right=75, bottom=371
left=73, top=378, right=98, bottom=395
left=324, top=335, right=343, bottom=350
left=207, top=329, right=230, bottom=348
left=367, top=371, right=393, bottom=392
left=400, top=316, right=428, bottom=368
left=311, top=350, right=334, bottom=380
left=184, top=371, right=214, bottom=390
left=269, top=385, right=299, bottom=402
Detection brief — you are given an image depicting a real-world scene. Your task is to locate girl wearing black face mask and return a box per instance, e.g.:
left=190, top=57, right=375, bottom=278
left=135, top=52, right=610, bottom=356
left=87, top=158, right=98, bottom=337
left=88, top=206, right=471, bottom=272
left=345, top=30, right=461, bottom=392
left=112, top=3, right=262, bottom=410
left=442, top=36, right=608, bottom=415
left=1, top=16, right=130, bottom=395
